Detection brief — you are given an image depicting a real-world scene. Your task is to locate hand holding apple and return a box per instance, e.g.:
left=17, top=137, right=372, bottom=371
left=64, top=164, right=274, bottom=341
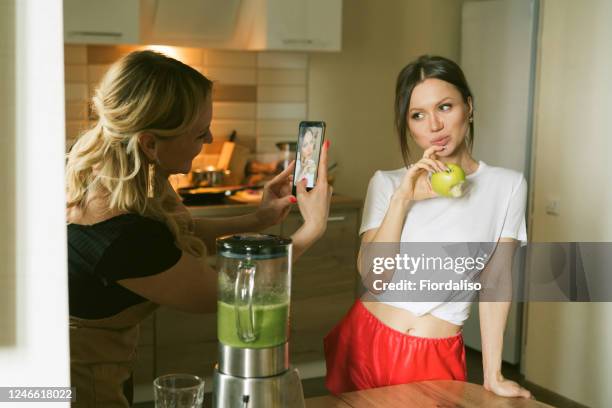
left=394, top=145, right=448, bottom=203
left=430, top=163, right=466, bottom=198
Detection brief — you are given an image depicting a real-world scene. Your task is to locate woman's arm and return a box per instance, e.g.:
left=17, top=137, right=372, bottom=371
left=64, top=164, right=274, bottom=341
left=186, top=164, right=298, bottom=251
left=479, top=237, right=532, bottom=399
left=290, top=140, right=332, bottom=262
left=357, top=197, right=412, bottom=290
left=118, top=251, right=217, bottom=314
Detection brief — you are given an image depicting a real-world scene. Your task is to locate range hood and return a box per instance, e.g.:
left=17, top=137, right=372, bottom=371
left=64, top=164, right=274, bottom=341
left=141, top=0, right=261, bottom=49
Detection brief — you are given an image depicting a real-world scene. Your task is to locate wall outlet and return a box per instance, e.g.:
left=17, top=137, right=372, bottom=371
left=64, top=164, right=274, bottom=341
left=545, top=198, right=560, bottom=216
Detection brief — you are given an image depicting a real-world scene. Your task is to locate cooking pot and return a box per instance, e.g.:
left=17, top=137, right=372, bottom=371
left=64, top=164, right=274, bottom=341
left=191, top=168, right=230, bottom=187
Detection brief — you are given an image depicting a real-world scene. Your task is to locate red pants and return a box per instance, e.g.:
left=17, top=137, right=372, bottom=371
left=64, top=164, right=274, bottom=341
left=324, top=299, right=467, bottom=395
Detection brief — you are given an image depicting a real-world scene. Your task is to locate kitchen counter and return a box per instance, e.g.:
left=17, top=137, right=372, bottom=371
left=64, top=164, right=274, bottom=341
left=186, top=194, right=362, bottom=218
left=305, top=381, right=553, bottom=408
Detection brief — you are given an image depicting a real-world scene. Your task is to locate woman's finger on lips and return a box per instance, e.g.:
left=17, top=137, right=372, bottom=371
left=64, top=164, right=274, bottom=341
left=423, top=145, right=445, bottom=160
left=423, top=146, right=437, bottom=159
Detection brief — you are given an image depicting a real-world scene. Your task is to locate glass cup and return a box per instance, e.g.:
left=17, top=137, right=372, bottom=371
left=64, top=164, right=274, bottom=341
left=153, top=373, right=205, bottom=408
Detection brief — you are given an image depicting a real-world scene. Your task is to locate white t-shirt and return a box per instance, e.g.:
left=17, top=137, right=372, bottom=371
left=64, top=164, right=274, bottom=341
left=359, top=161, right=527, bottom=326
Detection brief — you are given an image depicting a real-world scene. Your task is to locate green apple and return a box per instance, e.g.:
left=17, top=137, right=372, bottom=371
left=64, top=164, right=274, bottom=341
left=431, top=163, right=466, bottom=198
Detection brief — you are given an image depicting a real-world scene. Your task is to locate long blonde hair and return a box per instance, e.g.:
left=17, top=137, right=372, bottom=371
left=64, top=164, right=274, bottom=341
left=66, top=50, right=212, bottom=257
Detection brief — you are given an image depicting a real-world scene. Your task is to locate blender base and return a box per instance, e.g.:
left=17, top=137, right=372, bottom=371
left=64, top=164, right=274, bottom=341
left=213, top=367, right=306, bottom=408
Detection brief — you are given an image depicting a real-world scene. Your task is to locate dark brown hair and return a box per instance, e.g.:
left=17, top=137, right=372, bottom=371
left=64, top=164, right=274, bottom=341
left=395, top=55, right=474, bottom=166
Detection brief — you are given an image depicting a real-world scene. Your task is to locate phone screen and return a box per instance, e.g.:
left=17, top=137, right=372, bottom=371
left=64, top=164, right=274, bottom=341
left=293, top=121, right=325, bottom=191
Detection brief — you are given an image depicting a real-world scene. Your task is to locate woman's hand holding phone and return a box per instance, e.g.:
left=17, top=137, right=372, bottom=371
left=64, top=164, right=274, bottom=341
left=394, top=145, right=448, bottom=203
left=290, top=140, right=332, bottom=260
left=296, top=139, right=332, bottom=234
left=255, top=160, right=297, bottom=228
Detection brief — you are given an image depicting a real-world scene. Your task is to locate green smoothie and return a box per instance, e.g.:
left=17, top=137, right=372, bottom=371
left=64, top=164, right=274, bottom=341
left=217, top=300, right=289, bottom=348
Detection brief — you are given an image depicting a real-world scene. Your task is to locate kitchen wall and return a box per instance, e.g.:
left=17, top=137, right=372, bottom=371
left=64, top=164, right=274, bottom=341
left=524, top=0, right=612, bottom=406
left=308, top=0, right=465, bottom=198
left=64, top=45, right=310, bottom=172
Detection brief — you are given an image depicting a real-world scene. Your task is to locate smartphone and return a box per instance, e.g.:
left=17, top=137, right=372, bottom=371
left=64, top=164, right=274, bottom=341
left=292, top=121, right=326, bottom=195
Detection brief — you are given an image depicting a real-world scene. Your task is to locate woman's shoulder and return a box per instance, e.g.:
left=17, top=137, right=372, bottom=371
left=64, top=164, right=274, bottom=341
left=371, top=167, right=408, bottom=182
left=68, top=212, right=172, bottom=238
left=365, top=167, right=408, bottom=194
left=68, top=212, right=145, bottom=226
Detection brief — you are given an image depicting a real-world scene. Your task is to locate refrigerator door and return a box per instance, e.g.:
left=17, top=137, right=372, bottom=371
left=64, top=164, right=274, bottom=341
left=460, top=0, right=539, bottom=364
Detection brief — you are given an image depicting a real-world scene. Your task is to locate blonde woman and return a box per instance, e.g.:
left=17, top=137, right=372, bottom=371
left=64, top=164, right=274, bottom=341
left=66, top=50, right=332, bottom=407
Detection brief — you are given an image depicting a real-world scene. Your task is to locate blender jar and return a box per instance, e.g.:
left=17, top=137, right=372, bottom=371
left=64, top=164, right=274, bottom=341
left=216, top=233, right=292, bottom=349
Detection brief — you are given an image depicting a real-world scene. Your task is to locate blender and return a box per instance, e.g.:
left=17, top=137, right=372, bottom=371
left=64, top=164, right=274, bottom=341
left=213, top=233, right=305, bottom=408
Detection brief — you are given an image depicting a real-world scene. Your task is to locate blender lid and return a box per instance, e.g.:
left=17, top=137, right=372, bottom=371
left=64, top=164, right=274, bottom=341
left=216, top=233, right=292, bottom=259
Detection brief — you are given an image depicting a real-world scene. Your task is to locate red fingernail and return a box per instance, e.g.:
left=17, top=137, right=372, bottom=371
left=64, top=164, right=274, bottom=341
left=325, top=140, right=331, bottom=149
left=289, top=196, right=297, bottom=203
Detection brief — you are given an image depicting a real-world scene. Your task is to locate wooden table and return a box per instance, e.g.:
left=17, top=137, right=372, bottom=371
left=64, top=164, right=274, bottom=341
left=305, top=381, right=553, bottom=408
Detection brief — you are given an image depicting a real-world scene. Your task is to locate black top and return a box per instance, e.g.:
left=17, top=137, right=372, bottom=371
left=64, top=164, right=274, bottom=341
left=68, top=213, right=182, bottom=319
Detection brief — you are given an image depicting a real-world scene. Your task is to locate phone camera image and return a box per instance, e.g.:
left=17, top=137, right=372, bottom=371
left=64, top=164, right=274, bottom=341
left=294, top=122, right=325, bottom=191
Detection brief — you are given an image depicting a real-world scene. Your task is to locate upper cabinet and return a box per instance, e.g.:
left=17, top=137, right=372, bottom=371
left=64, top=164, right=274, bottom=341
left=64, top=0, right=140, bottom=44
left=64, top=0, right=342, bottom=52
left=248, top=0, right=343, bottom=52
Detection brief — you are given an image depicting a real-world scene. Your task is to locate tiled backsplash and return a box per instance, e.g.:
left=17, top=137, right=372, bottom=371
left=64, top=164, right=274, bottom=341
left=64, top=45, right=309, bottom=166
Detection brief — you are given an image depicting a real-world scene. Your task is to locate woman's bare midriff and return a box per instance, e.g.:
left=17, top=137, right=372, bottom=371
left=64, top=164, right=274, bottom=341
left=361, top=294, right=462, bottom=338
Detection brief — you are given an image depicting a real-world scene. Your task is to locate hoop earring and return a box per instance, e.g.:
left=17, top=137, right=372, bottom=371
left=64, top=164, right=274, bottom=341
left=147, top=163, right=155, bottom=198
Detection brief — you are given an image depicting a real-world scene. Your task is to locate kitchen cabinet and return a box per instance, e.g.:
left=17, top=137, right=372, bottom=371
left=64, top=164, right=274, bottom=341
left=63, top=0, right=140, bottom=44
left=131, top=195, right=361, bottom=392
left=64, top=0, right=342, bottom=52
left=281, top=210, right=359, bottom=363
left=143, top=0, right=343, bottom=51
left=251, top=0, right=343, bottom=52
